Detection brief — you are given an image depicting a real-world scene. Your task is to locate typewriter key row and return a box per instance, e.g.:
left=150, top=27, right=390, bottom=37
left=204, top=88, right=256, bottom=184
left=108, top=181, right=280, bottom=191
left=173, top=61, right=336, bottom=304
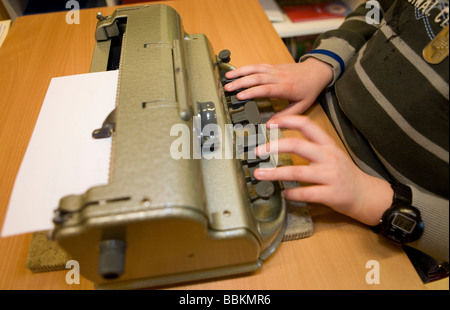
left=219, top=59, right=277, bottom=202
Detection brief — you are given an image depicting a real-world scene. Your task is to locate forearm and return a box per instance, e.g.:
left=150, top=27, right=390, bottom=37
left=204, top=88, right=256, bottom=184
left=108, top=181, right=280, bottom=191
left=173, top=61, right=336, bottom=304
left=300, top=57, right=333, bottom=93
left=347, top=174, right=393, bottom=226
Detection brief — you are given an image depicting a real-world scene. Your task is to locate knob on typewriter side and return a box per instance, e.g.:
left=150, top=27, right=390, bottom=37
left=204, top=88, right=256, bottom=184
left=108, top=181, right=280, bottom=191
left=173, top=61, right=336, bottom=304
left=98, top=239, right=127, bottom=280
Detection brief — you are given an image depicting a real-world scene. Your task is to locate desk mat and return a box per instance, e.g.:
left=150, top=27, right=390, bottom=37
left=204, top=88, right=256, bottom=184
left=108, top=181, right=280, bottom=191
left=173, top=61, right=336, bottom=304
left=26, top=101, right=313, bottom=273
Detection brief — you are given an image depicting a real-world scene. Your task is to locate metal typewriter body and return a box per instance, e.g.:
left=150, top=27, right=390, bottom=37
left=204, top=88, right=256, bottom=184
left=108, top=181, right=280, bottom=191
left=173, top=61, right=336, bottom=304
left=52, top=4, right=286, bottom=289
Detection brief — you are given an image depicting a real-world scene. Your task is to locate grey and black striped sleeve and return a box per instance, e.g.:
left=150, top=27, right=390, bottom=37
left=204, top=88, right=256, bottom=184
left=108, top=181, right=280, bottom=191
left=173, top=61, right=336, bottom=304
left=300, top=0, right=393, bottom=84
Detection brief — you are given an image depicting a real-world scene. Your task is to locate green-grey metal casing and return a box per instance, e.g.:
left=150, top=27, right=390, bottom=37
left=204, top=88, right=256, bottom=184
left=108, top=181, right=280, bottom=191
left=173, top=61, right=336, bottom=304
left=52, top=4, right=286, bottom=289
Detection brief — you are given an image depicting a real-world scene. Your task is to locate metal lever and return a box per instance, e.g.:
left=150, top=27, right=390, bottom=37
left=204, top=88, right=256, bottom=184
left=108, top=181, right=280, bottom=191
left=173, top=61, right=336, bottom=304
left=243, top=148, right=270, bottom=166
left=173, top=39, right=193, bottom=121
left=231, top=101, right=261, bottom=125
left=218, top=49, right=236, bottom=71
left=92, top=109, right=116, bottom=139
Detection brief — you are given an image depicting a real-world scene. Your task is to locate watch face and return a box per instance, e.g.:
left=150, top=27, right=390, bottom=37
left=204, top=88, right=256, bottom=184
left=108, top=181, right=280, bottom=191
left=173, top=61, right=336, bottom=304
left=380, top=203, right=424, bottom=244
left=391, top=213, right=416, bottom=233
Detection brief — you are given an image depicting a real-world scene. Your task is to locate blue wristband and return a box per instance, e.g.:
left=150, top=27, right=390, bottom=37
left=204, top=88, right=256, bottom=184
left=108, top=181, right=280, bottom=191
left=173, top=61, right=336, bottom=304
left=308, top=49, right=345, bottom=78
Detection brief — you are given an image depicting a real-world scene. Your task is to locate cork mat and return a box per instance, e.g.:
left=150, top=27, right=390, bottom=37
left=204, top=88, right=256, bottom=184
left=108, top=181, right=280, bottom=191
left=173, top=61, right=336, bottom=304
left=26, top=231, right=72, bottom=273
left=26, top=100, right=313, bottom=273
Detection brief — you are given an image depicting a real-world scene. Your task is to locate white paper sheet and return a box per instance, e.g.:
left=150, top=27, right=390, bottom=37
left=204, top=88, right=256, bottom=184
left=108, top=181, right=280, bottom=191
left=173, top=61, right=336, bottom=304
left=1, top=70, right=118, bottom=237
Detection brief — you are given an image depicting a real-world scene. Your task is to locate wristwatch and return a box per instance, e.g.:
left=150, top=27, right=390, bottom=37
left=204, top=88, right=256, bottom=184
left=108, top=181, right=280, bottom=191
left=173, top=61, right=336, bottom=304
left=373, top=182, right=424, bottom=244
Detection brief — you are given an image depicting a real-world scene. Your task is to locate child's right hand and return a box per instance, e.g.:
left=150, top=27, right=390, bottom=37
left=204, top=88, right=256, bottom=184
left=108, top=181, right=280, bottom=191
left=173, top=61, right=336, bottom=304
left=224, top=57, right=333, bottom=117
left=253, top=115, right=394, bottom=226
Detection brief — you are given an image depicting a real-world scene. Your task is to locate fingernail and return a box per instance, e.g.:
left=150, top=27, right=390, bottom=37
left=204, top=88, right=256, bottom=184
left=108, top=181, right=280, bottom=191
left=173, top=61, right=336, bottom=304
left=253, top=145, right=259, bottom=154
left=237, top=92, right=247, bottom=100
left=266, top=122, right=276, bottom=128
left=254, top=145, right=262, bottom=156
left=254, top=169, right=265, bottom=179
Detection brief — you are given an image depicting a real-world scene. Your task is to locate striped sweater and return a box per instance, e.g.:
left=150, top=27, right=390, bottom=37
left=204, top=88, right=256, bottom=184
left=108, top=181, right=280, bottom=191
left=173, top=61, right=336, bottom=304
left=301, top=0, right=449, bottom=263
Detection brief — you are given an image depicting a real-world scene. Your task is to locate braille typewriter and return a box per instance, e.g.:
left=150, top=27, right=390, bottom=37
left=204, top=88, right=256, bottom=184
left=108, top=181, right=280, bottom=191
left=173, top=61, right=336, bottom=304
left=50, top=4, right=309, bottom=289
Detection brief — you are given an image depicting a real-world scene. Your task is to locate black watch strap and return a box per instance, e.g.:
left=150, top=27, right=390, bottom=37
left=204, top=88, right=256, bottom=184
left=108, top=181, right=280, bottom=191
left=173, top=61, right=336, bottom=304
left=391, top=181, right=412, bottom=205
left=372, top=181, right=424, bottom=244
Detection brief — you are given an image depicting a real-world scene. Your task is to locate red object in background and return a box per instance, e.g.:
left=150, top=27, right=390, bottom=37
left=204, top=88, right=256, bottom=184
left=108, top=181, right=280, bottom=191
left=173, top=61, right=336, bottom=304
left=121, top=0, right=160, bottom=3
left=283, top=1, right=350, bottom=22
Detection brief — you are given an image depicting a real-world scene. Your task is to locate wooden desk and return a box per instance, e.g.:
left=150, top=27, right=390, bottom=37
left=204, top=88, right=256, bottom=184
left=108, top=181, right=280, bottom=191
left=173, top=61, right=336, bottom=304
left=0, top=0, right=425, bottom=290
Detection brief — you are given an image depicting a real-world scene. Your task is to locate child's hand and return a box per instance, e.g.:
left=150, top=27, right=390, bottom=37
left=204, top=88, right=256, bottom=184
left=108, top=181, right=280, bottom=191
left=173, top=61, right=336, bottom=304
left=253, top=115, right=393, bottom=226
left=224, top=58, right=333, bottom=117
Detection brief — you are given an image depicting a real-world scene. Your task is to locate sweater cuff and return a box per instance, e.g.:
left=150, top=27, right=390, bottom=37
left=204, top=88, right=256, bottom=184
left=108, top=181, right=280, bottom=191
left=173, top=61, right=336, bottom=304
left=408, top=186, right=449, bottom=264
left=300, top=37, right=357, bottom=85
